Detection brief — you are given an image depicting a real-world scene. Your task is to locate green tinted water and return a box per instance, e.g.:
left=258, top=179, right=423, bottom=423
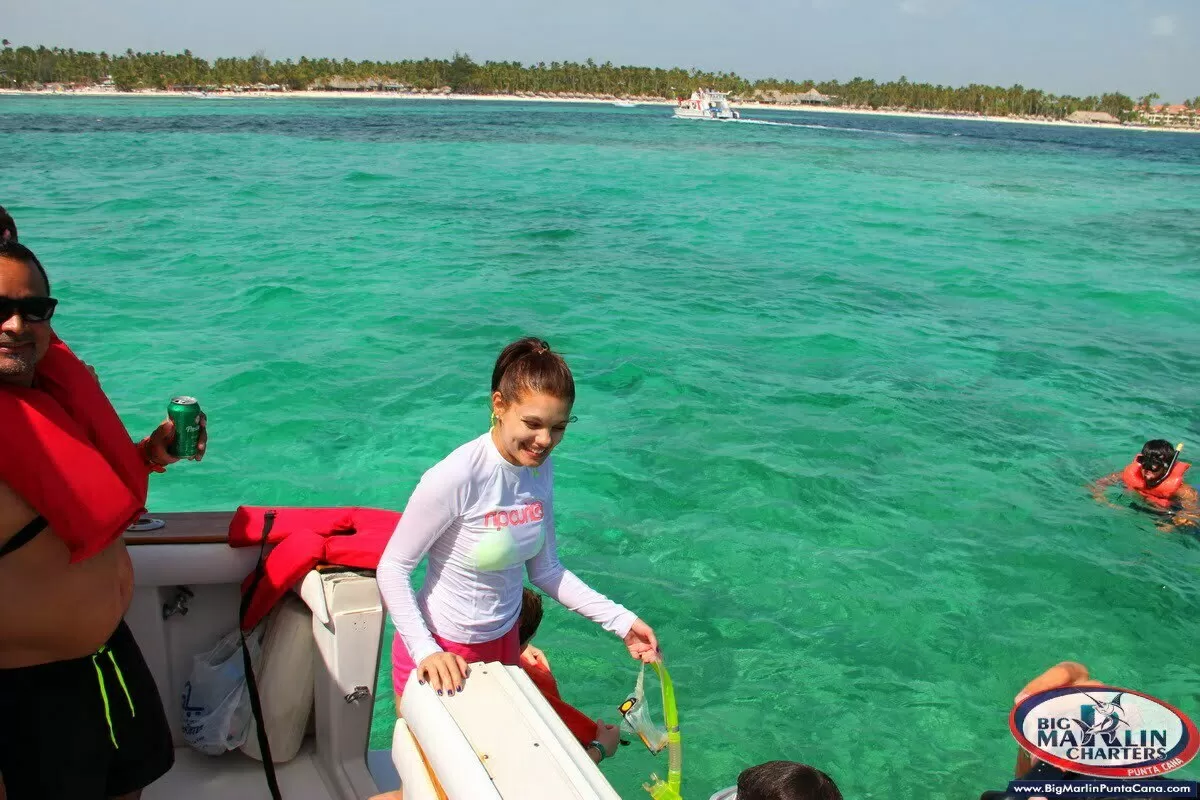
left=3, top=96, right=1199, bottom=798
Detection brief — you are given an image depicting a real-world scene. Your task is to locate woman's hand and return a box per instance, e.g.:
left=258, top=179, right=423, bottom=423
left=622, top=618, right=660, bottom=663
left=417, top=651, right=469, bottom=695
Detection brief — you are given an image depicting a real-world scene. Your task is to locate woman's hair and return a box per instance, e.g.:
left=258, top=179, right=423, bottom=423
left=0, top=206, right=16, bottom=242
left=736, top=761, right=843, bottom=800
left=491, top=337, right=575, bottom=405
left=0, top=238, right=51, bottom=294
left=518, top=587, right=544, bottom=648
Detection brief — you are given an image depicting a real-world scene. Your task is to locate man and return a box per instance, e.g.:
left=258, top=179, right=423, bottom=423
left=0, top=231, right=207, bottom=799
left=1091, top=439, right=1197, bottom=528
left=709, top=762, right=843, bottom=800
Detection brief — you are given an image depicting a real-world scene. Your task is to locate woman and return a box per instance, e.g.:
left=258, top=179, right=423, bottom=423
left=377, top=337, right=659, bottom=700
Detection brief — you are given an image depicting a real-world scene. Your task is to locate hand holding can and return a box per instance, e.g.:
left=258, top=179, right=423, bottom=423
left=140, top=400, right=206, bottom=469
left=167, top=396, right=203, bottom=459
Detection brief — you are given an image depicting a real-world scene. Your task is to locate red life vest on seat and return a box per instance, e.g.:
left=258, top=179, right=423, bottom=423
left=228, top=506, right=401, bottom=629
left=0, top=336, right=147, bottom=562
left=1121, top=459, right=1190, bottom=508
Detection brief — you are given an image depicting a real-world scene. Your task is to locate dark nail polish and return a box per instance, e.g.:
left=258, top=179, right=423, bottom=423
left=418, top=680, right=424, bottom=685
left=437, top=690, right=444, bottom=696
left=457, top=685, right=463, bottom=692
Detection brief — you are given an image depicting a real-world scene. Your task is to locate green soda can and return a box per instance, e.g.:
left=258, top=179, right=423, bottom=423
left=167, top=396, right=202, bottom=459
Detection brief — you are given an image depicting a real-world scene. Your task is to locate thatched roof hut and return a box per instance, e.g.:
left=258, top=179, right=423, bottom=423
left=755, top=88, right=832, bottom=105
left=1066, top=110, right=1119, bottom=124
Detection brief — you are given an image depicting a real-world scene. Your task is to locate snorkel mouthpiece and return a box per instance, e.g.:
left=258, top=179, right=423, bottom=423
left=645, top=774, right=685, bottom=800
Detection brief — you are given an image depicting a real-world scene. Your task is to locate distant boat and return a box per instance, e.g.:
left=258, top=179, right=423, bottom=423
left=673, top=89, right=740, bottom=121
left=612, top=100, right=638, bottom=107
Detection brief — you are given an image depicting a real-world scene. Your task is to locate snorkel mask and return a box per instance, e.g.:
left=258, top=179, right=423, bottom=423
left=1138, top=442, right=1184, bottom=488
left=619, top=661, right=683, bottom=799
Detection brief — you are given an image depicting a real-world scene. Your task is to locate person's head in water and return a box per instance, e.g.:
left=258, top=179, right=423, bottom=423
left=0, top=206, right=16, bottom=242
left=490, top=337, right=576, bottom=468
left=0, top=239, right=55, bottom=387
left=518, top=587, right=544, bottom=649
left=1137, top=439, right=1177, bottom=484
left=734, top=761, right=843, bottom=800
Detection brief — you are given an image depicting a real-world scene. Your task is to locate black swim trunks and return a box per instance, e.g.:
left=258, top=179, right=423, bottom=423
left=0, top=621, right=174, bottom=799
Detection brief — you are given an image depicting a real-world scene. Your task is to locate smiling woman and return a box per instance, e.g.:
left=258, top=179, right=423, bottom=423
left=488, top=337, right=578, bottom=467
left=375, top=336, right=660, bottom=707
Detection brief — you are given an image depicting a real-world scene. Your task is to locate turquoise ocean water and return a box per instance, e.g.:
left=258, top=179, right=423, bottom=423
left=3, top=96, right=1200, bottom=798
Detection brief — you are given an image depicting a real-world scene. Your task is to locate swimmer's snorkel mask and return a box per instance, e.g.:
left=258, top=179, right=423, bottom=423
left=619, top=661, right=683, bottom=799
left=1138, top=442, right=1184, bottom=488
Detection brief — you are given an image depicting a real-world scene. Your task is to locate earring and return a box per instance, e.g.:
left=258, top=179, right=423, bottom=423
left=490, top=411, right=498, bottom=428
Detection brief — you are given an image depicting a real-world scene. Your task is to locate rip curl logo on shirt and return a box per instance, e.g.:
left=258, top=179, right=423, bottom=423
left=1010, top=686, right=1199, bottom=778
left=482, top=501, right=544, bottom=529
left=472, top=502, right=546, bottom=571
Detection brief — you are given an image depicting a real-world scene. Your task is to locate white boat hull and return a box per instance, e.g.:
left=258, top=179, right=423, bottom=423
left=673, top=109, right=739, bottom=120
left=122, top=512, right=623, bottom=800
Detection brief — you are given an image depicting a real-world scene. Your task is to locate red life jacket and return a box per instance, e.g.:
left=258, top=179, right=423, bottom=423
left=0, top=336, right=148, bottom=562
left=228, top=506, right=401, bottom=630
left=1121, top=459, right=1190, bottom=508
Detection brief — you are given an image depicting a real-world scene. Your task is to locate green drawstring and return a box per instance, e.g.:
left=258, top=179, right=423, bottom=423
left=92, top=644, right=136, bottom=749
left=107, top=649, right=136, bottom=719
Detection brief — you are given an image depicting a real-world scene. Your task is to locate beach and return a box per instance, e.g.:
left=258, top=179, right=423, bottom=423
left=3, top=86, right=1192, bottom=133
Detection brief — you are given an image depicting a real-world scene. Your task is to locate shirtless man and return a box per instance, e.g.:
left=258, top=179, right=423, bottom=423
left=0, top=228, right=206, bottom=799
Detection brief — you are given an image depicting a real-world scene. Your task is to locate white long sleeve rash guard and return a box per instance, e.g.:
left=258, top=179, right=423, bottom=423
left=376, top=432, right=637, bottom=665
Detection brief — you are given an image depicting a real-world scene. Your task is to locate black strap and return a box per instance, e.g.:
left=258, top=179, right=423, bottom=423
left=0, top=515, right=47, bottom=559
left=239, top=510, right=281, bottom=800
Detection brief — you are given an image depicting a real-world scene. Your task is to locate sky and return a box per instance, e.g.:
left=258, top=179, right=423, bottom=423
left=3, top=0, right=1197, bottom=101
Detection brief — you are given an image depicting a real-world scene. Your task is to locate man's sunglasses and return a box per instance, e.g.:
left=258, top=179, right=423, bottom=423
left=0, top=296, right=58, bottom=323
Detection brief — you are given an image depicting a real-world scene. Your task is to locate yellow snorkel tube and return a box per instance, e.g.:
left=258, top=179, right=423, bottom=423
left=640, top=661, right=683, bottom=800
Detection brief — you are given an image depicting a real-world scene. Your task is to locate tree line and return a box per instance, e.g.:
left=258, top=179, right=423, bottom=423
left=1, top=41, right=1193, bottom=121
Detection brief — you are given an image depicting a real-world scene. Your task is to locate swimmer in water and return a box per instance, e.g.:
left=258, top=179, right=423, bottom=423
left=1091, top=439, right=1198, bottom=529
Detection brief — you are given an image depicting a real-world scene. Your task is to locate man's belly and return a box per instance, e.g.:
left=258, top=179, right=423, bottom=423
left=0, top=533, right=132, bottom=668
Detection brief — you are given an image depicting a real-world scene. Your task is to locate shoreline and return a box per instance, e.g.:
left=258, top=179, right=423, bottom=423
left=2, top=88, right=1194, bottom=133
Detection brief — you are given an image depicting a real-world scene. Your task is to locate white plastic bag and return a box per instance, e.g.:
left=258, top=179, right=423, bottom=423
left=181, top=629, right=261, bottom=756
left=241, top=594, right=315, bottom=763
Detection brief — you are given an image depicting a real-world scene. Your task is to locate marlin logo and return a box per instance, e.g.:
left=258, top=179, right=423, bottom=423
left=1010, top=684, right=1200, bottom=778
left=1076, top=693, right=1131, bottom=741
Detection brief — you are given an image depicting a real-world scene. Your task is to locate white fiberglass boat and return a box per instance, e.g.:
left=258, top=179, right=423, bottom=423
left=123, top=511, right=622, bottom=800
left=673, top=89, right=740, bottom=120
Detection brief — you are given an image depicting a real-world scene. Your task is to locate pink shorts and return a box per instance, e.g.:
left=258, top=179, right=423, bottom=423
left=392, top=624, right=520, bottom=699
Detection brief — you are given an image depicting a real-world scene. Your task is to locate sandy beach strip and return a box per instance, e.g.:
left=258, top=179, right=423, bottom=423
left=2, top=88, right=1192, bottom=133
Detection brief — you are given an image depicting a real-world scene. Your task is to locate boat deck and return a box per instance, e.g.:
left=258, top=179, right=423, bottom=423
left=145, top=744, right=334, bottom=800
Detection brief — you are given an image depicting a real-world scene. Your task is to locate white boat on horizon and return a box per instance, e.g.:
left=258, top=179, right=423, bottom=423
left=673, top=89, right=740, bottom=121
left=612, top=100, right=638, bottom=108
